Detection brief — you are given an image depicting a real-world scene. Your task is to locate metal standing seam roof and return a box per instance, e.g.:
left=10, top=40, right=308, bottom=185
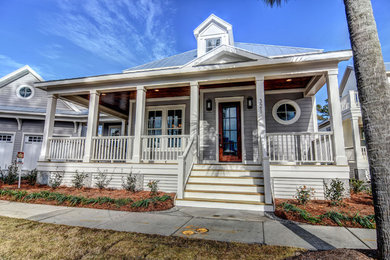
left=124, top=42, right=324, bottom=72
left=0, top=105, right=88, bottom=115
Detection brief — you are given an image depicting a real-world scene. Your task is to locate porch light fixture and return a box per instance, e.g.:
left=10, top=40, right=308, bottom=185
left=154, top=89, right=159, bottom=92
left=206, top=99, right=212, bottom=111
left=286, top=78, right=292, bottom=82
left=247, top=96, right=254, bottom=109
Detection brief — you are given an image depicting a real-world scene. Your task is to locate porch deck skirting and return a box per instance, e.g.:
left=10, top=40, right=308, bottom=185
left=36, top=162, right=179, bottom=193
left=270, top=165, right=350, bottom=199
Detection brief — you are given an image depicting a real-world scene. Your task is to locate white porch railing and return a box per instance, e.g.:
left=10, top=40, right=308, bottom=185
left=266, top=132, right=334, bottom=164
left=177, top=137, right=196, bottom=199
left=47, top=137, right=86, bottom=161
left=361, top=146, right=368, bottom=160
left=92, top=136, right=134, bottom=162
left=141, top=135, right=190, bottom=162
left=341, top=90, right=360, bottom=112
left=345, top=146, right=355, bottom=161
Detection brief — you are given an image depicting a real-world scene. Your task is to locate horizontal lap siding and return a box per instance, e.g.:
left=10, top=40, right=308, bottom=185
left=42, top=163, right=179, bottom=193
left=202, top=89, right=258, bottom=162
left=265, top=93, right=314, bottom=133
left=0, top=72, right=69, bottom=110
left=273, top=178, right=325, bottom=199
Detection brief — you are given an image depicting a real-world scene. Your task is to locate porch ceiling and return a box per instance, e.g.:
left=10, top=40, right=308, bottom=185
left=77, top=86, right=190, bottom=115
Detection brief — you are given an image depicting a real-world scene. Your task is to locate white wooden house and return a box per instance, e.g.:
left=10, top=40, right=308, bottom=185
left=35, top=14, right=352, bottom=212
left=324, top=63, right=390, bottom=180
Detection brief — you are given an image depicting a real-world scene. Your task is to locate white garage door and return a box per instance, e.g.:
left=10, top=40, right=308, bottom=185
left=23, top=135, right=43, bottom=170
left=0, top=134, right=14, bottom=170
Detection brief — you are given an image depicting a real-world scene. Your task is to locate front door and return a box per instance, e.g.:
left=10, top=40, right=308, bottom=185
left=219, top=102, right=242, bottom=162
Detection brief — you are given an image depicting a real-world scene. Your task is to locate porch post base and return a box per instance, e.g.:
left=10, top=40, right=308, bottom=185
left=335, top=155, right=348, bottom=166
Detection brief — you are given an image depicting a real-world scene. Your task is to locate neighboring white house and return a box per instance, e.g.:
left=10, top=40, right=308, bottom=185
left=0, top=66, right=122, bottom=172
left=324, top=63, right=390, bottom=180
left=34, top=14, right=352, bottom=212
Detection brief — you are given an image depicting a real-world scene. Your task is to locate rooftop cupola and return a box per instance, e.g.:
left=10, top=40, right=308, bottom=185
left=193, top=14, right=234, bottom=57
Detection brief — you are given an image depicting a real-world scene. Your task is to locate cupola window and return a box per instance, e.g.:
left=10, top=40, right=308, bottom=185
left=206, top=38, right=221, bottom=52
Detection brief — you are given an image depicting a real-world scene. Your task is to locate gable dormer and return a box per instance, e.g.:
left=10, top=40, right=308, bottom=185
left=193, top=14, right=234, bottom=57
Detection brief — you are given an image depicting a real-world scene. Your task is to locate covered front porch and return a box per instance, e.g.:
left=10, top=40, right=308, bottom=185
left=36, top=63, right=350, bottom=207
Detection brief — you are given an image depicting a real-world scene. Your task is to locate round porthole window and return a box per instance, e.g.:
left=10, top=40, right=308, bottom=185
left=16, top=85, right=34, bottom=99
left=272, top=99, right=301, bottom=125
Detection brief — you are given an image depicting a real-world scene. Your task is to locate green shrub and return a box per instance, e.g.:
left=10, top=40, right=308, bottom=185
left=50, top=171, right=64, bottom=189
left=324, top=179, right=345, bottom=206
left=25, top=169, right=38, bottom=186
left=147, top=180, right=159, bottom=196
left=365, top=185, right=372, bottom=196
left=350, top=178, right=365, bottom=194
left=94, top=170, right=112, bottom=190
left=72, top=171, right=88, bottom=189
left=122, top=172, right=137, bottom=192
left=295, top=185, right=315, bottom=205
left=0, top=161, right=19, bottom=185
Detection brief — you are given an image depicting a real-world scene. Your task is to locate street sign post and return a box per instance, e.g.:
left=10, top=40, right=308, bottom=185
left=16, top=152, right=24, bottom=189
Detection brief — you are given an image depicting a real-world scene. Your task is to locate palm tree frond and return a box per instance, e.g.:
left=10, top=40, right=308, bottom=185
left=262, top=0, right=288, bottom=7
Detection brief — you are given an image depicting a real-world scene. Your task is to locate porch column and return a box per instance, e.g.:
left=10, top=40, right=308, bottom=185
left=255, top=76, right=272, bottom=205
left=83, top=90, right=100, bottom=162
left=351, top=116, right=364, bottom=167
left=190, top=81, right=199, bottom=163
left=326, top=70, right=348, bottom=165
left=133, top=86, right=146, bottom=163
left=39, top=94, right=57, bottom=161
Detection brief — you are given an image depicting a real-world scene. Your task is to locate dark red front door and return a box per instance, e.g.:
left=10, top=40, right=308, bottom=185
left=219, top=102, right=242, bottom=162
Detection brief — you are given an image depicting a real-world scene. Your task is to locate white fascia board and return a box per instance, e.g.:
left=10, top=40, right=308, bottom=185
left=0, top=65, right=44, bottom=88
left=184, top=44, right=268, bottom=67
left=339, top=66, right=353, bottom=96
left=35, top=50, right=352, bottom=90
left=193, top=14, right=232, bottom=38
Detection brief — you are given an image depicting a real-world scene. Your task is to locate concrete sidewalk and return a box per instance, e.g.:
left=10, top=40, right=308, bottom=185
left=0, top=200, right=377, bottom=250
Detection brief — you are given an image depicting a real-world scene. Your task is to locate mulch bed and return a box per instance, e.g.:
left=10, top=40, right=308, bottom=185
left=275, top=192, right=375, bottom=228
left=0, top=182, right=175, bottom=212
left=288, top=249, right=376, bottom=260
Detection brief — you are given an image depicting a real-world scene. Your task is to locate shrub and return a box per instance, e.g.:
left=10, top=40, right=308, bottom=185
left=94, top=170, right=112, bottom=190
left=0, top=161, right=19, bottom=185
left=147, top=180, right=159, bottom=196
left=72, top=171, right=89, bottom=189
left=365, top=185, right=372, bottom=196
left=25, top=169, right=38, bottom=186
left=324, top=179, right=345, bottom=206
left=350, top=178, right=365, bottom=194
left=50, top=171, right=64, bottom=189
left=295, top=185, right=315, bottom=205
left=122, top=172, right=137, bottom=192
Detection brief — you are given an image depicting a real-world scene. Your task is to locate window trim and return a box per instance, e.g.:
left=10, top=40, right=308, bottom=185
left=145, top=104, right=186, bottom=135
left=108, top=125, right=122, bottom=136
left=206, top=37, right=221, bottom=52
left=272, top=99, right=301, bottom=125
left=16, top=84, right=35, bottom=100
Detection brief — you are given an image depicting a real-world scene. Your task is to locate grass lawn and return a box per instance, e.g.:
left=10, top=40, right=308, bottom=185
left=0, top=216, right=302, bottom=259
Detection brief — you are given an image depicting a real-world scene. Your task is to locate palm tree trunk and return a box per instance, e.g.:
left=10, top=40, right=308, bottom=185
left=344, top=0, right=390, bottom=258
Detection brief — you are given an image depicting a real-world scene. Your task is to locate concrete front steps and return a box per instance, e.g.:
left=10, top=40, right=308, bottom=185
left=175, top=164, right=274, bottom=212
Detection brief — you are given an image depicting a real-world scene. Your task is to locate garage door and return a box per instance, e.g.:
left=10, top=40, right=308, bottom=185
left=0, top=134, right=14, bottom=170
left=23, top=135, right=43, bottom=170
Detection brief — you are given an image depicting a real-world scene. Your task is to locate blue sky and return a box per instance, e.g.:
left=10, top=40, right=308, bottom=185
left=1, top=0, right=389, bottom=105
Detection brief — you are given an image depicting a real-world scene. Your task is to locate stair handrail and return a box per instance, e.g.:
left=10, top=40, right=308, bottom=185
left=177, top=136, right=195, bottom=199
